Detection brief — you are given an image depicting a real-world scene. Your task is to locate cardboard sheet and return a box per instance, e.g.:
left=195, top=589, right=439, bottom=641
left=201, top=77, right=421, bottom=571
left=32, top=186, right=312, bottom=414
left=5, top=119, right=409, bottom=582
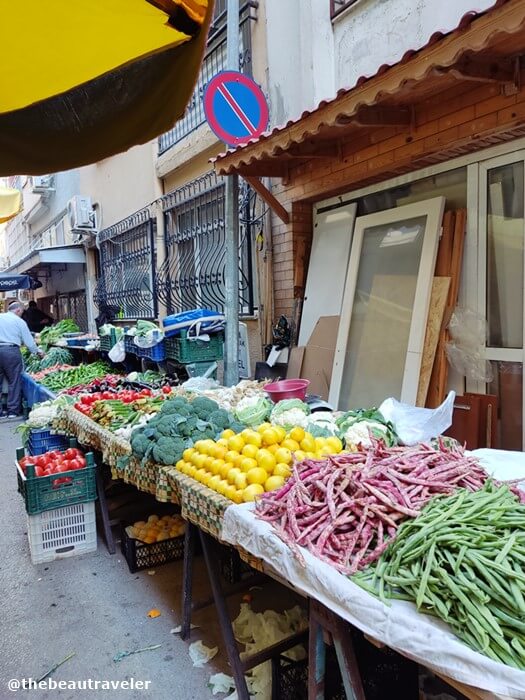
left=221, top=449, right=525, bottom=699
left=299, top=315, right=339, bottom=400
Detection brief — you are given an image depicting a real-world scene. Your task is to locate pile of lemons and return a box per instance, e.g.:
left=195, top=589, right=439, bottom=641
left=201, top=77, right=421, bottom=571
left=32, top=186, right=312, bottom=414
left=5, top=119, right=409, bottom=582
left=128, top=514, right=185, bottom=544
left=175, top=424, right=345, bottom=504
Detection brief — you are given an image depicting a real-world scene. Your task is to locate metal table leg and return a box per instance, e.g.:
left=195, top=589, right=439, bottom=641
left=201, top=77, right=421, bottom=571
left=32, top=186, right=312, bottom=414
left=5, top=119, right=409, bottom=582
left=95, top=465, right=115, bottom=554
left=181, top=522, right=197, bottom=641
left=308, top=617, right=326, bottom=700
left=199, top=530, right=251, bottom=700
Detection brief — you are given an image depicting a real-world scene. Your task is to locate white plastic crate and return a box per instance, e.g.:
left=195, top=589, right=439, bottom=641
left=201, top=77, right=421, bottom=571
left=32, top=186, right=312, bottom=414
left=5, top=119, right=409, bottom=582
left=27, top=501, right=97, bottom=565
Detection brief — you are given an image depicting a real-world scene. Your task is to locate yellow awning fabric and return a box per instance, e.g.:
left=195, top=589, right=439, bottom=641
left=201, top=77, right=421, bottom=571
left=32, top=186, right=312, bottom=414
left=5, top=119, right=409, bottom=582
left=0, top=0, right=212, bottom=176
left=0, top=188, right=22, bottom=224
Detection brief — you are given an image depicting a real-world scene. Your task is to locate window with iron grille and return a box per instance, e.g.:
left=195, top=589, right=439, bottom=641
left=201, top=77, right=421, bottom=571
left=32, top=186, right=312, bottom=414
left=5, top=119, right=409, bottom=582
left=57, top=291, right=89, bottom=331
left=156, top=172, right=257, bottom=317
left=95, top=209, right=157, bottom=320
left=331, top=0, right=358, bottom=19
left=158, top=3, right=255, bottom=154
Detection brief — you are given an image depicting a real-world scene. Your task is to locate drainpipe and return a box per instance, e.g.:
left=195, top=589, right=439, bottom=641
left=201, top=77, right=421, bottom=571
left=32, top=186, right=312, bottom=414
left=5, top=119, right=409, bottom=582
left=223, top=0, right=240, bottom=387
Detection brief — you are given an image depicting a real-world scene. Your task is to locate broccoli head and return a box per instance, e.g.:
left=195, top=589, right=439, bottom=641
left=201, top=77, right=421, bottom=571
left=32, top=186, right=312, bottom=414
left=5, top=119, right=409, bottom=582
left=179, top=415, right=198, bottom=437
left=209, top=409, right=230, bottom=430
left=191, top=396, right=219, bottom=414
left=131, top=432, right=152, bottom=458
left=152, top=436, right=185, bottom=466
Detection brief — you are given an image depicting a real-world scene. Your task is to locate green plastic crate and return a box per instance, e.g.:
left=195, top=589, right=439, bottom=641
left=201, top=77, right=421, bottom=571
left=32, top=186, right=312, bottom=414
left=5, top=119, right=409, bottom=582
left=16, top=447, right=97, bottom=515
left=165, top=330, right=223, bottom=363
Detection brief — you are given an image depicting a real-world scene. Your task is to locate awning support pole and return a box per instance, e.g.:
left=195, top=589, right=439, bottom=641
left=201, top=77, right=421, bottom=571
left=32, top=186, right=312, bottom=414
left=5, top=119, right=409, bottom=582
left=224, top=0, right=241, bottom=387
left=243, top=176, right=290, bottom=225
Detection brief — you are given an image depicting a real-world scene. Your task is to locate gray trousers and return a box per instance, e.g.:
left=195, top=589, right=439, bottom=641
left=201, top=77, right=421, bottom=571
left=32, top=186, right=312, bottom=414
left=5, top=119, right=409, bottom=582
left=0, top=346, right=23, bottom=414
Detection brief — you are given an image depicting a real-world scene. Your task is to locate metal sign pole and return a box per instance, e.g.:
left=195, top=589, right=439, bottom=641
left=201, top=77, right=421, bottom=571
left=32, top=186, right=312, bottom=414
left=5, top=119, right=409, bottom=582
left=224, top=0, right=240, bottom=387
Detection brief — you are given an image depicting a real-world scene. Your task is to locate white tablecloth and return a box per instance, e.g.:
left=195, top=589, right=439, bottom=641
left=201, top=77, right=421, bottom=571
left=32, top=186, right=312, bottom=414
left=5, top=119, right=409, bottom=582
left=220, top=449, right=525, bottom=698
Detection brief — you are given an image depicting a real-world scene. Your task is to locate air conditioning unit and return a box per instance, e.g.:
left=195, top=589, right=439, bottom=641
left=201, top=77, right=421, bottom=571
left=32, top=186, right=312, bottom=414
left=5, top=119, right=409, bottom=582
left=67, top=196, right=97, bottom=232
left=32, top=175, right=54, bottom=195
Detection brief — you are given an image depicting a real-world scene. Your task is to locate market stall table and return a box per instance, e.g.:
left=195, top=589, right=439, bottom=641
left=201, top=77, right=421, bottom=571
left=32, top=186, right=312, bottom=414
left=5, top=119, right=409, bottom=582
left=218, top=449, right=525, bottom=700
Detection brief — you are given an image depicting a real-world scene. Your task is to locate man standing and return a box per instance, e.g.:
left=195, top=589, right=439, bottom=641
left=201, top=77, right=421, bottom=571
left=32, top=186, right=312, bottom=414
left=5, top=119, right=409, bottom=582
left=22, top=301, right=54, bottom=333
left=0, top=301, right=44, bottom=419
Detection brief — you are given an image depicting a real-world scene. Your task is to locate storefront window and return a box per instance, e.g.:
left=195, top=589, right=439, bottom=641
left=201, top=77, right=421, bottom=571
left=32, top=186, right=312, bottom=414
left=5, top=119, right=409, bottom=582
left=486, top=162, right=524, bottom=349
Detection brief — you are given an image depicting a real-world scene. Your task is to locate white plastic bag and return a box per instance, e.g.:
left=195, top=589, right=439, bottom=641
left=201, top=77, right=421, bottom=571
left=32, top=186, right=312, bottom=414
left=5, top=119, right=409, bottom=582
left=108, top=339, right=125, bottom=363
left=379, top=391, right=455, bottom=446
left=134, top=329, right=164, bottom=349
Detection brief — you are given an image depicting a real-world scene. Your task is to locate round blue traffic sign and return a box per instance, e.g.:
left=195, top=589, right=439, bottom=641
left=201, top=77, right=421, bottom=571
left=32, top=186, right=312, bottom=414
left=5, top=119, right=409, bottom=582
left=204, top=70, right=269, bottom=147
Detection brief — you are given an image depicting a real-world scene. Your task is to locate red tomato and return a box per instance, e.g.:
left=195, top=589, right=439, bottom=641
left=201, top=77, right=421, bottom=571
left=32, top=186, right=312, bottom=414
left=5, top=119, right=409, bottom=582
left=64, top=448, right=77, bottom=460
left=57, top=461, right=72, bottom=473
left=47, top=451, right=61, bottom=459
left=36, top=455, right=48, bottom=468
left=34, top=466, right=45, bottom=477
left=76, top=456, right=87, bottom=467
left=162, top=386, right=172, bottom=394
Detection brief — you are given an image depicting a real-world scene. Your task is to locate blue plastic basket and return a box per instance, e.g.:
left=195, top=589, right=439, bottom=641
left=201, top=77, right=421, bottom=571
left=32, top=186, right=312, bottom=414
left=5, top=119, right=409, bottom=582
left=27, top=429, right=70, bottom=456
left=136, top=341, right=166, bottom=361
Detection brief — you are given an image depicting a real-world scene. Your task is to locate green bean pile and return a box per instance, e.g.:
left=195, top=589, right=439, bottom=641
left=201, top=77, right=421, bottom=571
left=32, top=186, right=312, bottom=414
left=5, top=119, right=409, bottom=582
left=354, top=481, right=525, bottom=669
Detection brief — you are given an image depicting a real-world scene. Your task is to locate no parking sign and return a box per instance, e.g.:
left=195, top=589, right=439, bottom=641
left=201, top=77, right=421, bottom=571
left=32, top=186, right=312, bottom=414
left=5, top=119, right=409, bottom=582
left=204, top=70, right=269, bottom=147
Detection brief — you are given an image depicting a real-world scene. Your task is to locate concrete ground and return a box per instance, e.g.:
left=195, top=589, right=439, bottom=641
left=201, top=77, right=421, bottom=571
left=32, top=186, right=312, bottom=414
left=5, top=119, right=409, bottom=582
left=0, top=419, right=304, bottom=700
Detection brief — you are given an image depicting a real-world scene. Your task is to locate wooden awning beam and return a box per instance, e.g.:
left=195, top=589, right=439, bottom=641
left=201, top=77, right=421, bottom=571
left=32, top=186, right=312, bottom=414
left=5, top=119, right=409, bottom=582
left=436, top=55, right=520, bottom=85
left=333, top=105, right=412, bottom=128
left=242, top=176, right=290, bottom=225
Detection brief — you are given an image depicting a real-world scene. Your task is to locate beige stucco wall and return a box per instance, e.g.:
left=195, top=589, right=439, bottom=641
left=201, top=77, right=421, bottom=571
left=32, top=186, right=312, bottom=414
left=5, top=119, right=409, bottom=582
left=78, top=142, right=159, bottom=230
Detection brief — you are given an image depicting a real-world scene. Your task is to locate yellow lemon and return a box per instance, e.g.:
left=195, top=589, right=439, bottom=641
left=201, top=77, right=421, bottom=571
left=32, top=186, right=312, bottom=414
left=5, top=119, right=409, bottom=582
left=244, top=430, right=263, bottom=447
left=261, top=428, right=279, bottom=446
left=231, top=489, right=244, bottom=504
left=187, top=465, right=197, bottom=478
left=257, top=451, right=276, bottom=473
left=246, top=467, right=268, bottom=485
left=208, top=475, right=222, bottom=491
left=240, top=456, right=258, bottom=473
left=305, top=452, right=317, bottom=459
left=294, top=450, right=306, bottom=462
left=326, top=436, right=343, bottom=453
left=289, top=426, right=305, bottom=443
left=196, top=468, right=208, bottom=483
left=222, top=429, right=235, bottom=440
left=273, top=425, right=287, bottom=443
left=274, top=463, right=292, bottom=478
left=225, top=450, right=240, bottom=464
left=219, top=462, right=232, bottom=479
left=228, top=435, right=245, bottom=453
left=193, top=440, right=205, bottom=453
left=274, top=447, right=292, bottom=465
left=193, top=453, right=207, bottom=469
left=217, top=479, right=230, bottom=496
left=211, top=458, right=224, bottom=475
left=181, top=463, right=191, bottom=476
left=225, top=484, right=238, bottom=501
left=315, top=437, right=327, bottom=450
left=267, top=444, right=279, bottom=454
left=175, top=459, right=185, bottom=471
left=300, top=435, right=316, bottom=452
left=207, top=443, right=218, bottom=459
left=201, top=473, right=212, bottom=487
left=214, top=444, right=228, bottom=460
left=227, top=467, right=242, bottom=485
left=319, top=445, right=334, bottom=457
left=242, top=443, right=259, bottom=459
left=264, top=475, right=285, bottom=491
left=281, top=438, right=300, bottom=452
left=242, top=483, right=265, bottom=502
left=216, top=438, right=229, bottom=448
left=256, top=422, right=272, bottom=434
left=205, top=456, right=215, bottom=470
left=234, top=472, right=248, bottom=490
left=183, top=448, right=195, bottom=462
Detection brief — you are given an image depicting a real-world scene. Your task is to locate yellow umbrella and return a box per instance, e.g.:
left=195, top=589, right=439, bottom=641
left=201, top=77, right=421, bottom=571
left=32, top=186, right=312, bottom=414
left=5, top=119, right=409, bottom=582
left=0, top=0, right=212, bottom=176
left=0, top=187, right=22, bottom=224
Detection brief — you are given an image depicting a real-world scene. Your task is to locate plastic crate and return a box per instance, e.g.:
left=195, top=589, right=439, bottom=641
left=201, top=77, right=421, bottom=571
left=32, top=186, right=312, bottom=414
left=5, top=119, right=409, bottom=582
left=99, top=328, right=117, bottom=352
left=136, top=341, right=166, bottom=362
left=165, top=330, right=223, bottom=363
left=27, top=428, right=70, bottom=456
left=66, top=338, right=89, bottom=347
left=120, top=522, right=184, bottom=573
left=27, top=501, right=97, bottom=565
left=124, top=334, right=138, bottom=355
left=16, top=447, right=97, bottom=515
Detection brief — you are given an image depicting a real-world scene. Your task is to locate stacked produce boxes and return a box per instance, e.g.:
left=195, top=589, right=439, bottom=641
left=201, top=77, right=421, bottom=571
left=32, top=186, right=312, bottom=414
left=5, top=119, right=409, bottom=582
left=16, top=444, right=98, bottom=564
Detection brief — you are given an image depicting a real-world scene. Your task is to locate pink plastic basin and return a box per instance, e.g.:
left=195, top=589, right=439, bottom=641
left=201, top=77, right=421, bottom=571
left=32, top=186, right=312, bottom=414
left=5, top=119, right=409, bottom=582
left=264, top=378, right=310, bottom=402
